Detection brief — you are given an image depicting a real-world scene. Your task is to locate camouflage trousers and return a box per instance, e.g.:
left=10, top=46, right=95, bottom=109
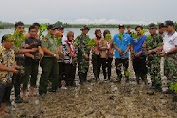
left=148, top=54, right=177, bottom=92
left=77, top=55, right=89, bottom=84
left=164, top=55, right=177, bottom=84
left=147, top=55, right=161, bottom=87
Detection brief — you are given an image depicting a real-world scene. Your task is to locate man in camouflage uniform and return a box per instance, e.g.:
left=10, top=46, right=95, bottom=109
left=145, top=23, right=163, bottom=88
left=39, top=25, right=60, bottom=95
left=75, top=25, right=90, bottom=84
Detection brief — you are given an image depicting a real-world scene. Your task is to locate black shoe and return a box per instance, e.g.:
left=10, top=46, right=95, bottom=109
left=163, top=89, right=173, bottom=94
left=22, top=99, right=29, bottom=103
left=39, top=93, right=46, bottom=98
left=48, top=89, right=56, bottom=93
left=147, top=90, right=155, bottom=95
left=15, top=97, right=23, bottom=103
left=7, top=101, right=12, bottom=106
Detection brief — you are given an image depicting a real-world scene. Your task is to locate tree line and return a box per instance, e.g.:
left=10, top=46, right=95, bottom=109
left=0, top=21, right=177, bottom=30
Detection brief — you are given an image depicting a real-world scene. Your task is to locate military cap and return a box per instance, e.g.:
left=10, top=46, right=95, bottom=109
left=118, top=24, right=125, bottom=29
left=149, top=23, right=157, bottom=29
left=164, top=20, right=174, bottom=26
left=80, top=25, right=90, bottom=31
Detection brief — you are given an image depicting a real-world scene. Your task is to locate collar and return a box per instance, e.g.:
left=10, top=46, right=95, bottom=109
left=167, top=31, right=175, bottom=36
left=47, top=33, right=54, bottom=38
left=118, top=33, right=125, bottom=35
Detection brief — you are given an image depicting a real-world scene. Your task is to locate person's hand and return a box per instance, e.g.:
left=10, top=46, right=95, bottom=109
left=74, top=54, right=77, bottom=58
left=31, top=55, right=35, bottom=59
left=117, top=49, right=122, bottom=54
left=131, top=52, right=135, bottom=60
left=135, top=52, right=141, bottom=57
left=92, top=47, right=95, bottom=53
left=154, top=49, right=161, bottom=55
left=39, top=52, right=44, bottom=59
left=160, top=52, right=166, bottom=57
left=33, top=42, right=38, bottom=45
left=70, top=53, right=74, bottom=57
left=31, top=48, right=38, bottom=52
left=55, top=54, right=59, bottom=60
left=11, top=68, right=18, bottom=74
left=84, top=54, right=89, bottom=59
left=122, top=52, right=126, bottom=57
left=148, top=50, right=153, bottom=55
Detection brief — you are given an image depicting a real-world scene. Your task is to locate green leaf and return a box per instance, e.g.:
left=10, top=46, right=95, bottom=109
left=13, top=30, right=26, bottom=49
left=105, top=34, right=112, bottom=42
left=86, top=39, right=95, bottom=49
left=125, top=71, right=130, bottom=77
left=39, top=24, right=47, bottom=39
left=118, top=33, right=123, bottom=40
left=146, top=35, right=152, bottom=40
left=170, top=83, right=177, bottom=93
left=55, top=37, right=62, bottom=45
left=140, top=29, right=145, bottom=35
left=132, top=32, right=138, bottom=39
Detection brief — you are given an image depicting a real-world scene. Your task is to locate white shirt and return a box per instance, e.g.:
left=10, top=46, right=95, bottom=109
left=62, top=35, right=67, bottom=45
left=163, top=31, right=177, bottom=53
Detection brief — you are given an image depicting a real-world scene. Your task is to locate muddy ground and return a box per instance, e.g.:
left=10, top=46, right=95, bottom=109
left=3, top=59, right=177, bottom=118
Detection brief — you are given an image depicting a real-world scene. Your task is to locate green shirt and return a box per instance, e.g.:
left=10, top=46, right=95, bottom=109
left=42, top=33, right=58, bottom=57
left=75, top=34, right=90, bottom=55
left=146, top=34, right=163, bottom=51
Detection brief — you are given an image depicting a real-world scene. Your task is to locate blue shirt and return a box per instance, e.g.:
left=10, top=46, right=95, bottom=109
left=113, top=33, right=131, bottom=59
left=131, top=35, right=146, bottom=54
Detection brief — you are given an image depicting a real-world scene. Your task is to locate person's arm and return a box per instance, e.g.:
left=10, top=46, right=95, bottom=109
left=110, top=40, right=114, bottom=53
left=38, top=46, right=44, bottom=57
left=0, top=64, right=18, bottom=73
left=166, top=47, right=177, bottom=55
left=166, top=37, right=177, bottom=54
left=24, top=53, right=34, bottom=59
left=57, top=47, right=61, bottom=54
left=124, top=45, right=130, bottom=54
left=113, top=35, right=122, bottom=54
left=130, top=44, right=134, bottom=54
left=41, top=37, right=59, bottom=59
left=18, top=48, right=38, bottom=54
left=135, top=41, right=143, bottom=57
left=42, top=47, right=57, bottom=57
left=24, top=33, right=30, bottom=39
left=150, top=45, right=163, bottom=54
left=26, top=42, right=38, bottom=49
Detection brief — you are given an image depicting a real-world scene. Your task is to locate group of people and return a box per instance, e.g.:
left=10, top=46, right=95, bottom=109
left=0, top=20, right=177, bottom=116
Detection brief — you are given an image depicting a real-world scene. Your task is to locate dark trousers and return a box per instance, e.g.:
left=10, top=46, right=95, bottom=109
left=100, top=58, right=107, bottom=79
left=0, top=85, right=12, bottom=105
left=106, top=58, right=113, bottom=79
left=23, top=63, right=39, bottom=91
left=115, top=58, right=129, bottom=82
left=92, top=54, right=101, bottom=79
left=79, top=68, right=89, bottom=84
left=12, top=57, right=24, bottom=99
left=72, top=65, right=76, bottom=83
left=39, top=57, right=59, bottom=95
left=58, top=62, right=64, bottom=87
left=133, top=56, right=147, bottom=84
left=63, top=63, right=76, bottom=86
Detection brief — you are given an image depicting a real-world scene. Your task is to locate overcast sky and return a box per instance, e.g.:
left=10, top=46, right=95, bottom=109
left=0, top=0, right=176, bottom=25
